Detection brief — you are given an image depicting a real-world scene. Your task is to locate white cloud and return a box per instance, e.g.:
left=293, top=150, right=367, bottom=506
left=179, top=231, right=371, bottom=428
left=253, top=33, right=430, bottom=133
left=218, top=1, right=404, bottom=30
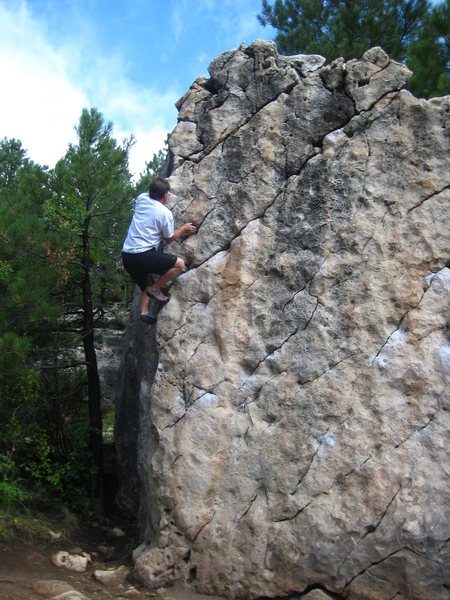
left=0, top=2, right=177, bottom=175
left=170, top=3, right=184, bottom=44
left=0, top=2, right=87, bottom=166
left=0, top=0, right=274, bottom=176
left=125, top=128, right=168, bottom=180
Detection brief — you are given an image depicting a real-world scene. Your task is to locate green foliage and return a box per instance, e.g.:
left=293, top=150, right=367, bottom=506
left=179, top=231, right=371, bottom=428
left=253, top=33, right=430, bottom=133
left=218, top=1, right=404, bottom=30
left=0, top=501, right=80, bottom=544
left=102, top=410, right=115, bottom=432
left=259, top=0, right=427, bottom=61
left=0, top=139, right=60, bottom=334
left=0, top=480, right=26, bottom=507
left=0, top=111, right=168, bottom=518
left=259, top=0, right=449, bottom=99
left=0, top=452, right=26, bottom=509
left=20, top=422, right=91, bottom=513
left=47, top=108, right=135, bottom=510
left=0, top=356, right=90, bottom=513
left=0, top=137, right=26, bottom=188
left=0, top=112, right=136, bottom=516
left=0, top=333, right=31, bottom=397
left=407, top=0, right=450, bottom=97
left=49, top=108, right=135, bottom=306
left=0, top=141, right=64, bottom=476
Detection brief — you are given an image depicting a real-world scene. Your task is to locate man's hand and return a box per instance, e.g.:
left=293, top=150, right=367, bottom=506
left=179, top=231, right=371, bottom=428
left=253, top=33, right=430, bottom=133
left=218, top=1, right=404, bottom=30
left=165, top=222, right=197, bottom=244
left=182, top=222, right=197, bottom=236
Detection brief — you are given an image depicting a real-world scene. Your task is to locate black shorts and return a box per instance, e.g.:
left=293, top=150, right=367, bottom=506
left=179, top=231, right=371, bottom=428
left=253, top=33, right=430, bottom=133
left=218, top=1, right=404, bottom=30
left=122, top=249, right=177, bottom=291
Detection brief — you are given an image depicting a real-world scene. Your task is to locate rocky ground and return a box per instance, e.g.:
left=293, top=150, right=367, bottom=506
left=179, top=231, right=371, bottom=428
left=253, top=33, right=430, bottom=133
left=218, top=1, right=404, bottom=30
left=0, top=523, right=226, bottom=600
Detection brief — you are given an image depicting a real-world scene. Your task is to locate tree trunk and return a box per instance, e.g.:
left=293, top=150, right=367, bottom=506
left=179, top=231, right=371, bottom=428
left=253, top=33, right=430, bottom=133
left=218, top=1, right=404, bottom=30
left=82, top=219, right=104, bottom=514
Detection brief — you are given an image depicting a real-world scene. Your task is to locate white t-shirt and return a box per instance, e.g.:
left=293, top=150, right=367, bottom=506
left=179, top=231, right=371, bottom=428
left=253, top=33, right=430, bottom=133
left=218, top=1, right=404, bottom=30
left=122, top=193, right=174, bottom=253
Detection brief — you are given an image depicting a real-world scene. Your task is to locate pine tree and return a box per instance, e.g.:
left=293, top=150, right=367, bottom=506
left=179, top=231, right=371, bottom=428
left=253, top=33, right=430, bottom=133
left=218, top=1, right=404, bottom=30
left=407, top=0, right=450, bottom=97
left=0, top=138, right=90, bottom=511
left=258, top=1, right=428, bottom=61
left=48, top=108, right=134, bottom=512
left=0, top=138, right=58, bottom=396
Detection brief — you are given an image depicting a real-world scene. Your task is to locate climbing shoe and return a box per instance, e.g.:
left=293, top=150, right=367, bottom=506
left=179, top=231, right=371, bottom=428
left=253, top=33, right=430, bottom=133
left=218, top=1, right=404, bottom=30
left=146, top=288, right=170, bottom=303
left=140, top=314, right=157, bottom=324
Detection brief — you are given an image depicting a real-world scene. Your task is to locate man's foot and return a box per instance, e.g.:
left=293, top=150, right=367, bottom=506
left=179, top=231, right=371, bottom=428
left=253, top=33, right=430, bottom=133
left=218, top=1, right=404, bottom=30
left=146, top=288, right=170, bottom=303
left=140, top=314, right=157, bottom=324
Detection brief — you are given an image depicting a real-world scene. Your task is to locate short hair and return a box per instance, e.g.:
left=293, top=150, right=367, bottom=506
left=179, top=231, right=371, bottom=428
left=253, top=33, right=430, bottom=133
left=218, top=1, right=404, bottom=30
left=149, top=177, right=170, bottom=200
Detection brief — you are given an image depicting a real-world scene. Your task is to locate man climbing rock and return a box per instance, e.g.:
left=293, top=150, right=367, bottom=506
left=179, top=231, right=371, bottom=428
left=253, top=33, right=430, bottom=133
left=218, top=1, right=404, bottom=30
left=122, top=176, right=196, bottom=323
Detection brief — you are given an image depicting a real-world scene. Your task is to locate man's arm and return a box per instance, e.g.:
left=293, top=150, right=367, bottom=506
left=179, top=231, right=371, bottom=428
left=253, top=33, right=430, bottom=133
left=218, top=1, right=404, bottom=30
left=164, top=222, right=197, bottom=244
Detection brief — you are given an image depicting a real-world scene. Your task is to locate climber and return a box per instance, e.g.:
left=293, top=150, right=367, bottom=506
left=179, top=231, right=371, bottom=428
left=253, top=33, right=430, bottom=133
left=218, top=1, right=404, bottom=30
left=121, top=176, right=197, bottom=324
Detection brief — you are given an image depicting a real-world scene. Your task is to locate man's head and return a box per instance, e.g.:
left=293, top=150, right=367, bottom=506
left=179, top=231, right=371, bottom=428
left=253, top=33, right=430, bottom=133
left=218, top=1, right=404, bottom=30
left=149, top=177, right=170, bottom=201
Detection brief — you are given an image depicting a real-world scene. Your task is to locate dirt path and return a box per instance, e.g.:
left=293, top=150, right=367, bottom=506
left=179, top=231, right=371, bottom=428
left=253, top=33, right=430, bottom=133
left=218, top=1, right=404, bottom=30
left=0, top=528, right=225, bottom=600
left=0, top=535, right=147, bottom=599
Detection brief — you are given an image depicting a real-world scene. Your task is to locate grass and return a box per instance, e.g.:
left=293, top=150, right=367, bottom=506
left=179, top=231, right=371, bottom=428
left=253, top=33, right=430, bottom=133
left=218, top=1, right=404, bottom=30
left=0, top=501, right=81, bottom=545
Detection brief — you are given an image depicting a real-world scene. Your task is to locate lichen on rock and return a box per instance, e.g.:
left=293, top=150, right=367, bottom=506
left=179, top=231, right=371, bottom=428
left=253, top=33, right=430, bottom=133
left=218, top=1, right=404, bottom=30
left=115, top=41, right=450, bottom=600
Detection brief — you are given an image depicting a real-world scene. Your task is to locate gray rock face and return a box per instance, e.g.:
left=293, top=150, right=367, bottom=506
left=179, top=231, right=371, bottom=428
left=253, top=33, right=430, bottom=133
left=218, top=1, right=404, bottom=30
left=115, top=42, right=450, bottom=599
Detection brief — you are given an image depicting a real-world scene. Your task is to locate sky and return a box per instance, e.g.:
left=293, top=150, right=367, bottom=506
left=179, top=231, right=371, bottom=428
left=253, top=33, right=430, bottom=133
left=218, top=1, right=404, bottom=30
left=0, top=0, right=276, bottom=178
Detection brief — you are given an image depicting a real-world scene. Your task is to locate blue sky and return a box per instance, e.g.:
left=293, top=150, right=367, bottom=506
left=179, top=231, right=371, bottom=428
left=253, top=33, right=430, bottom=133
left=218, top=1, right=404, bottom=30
left=0, top=0, right=275, bottom=177
left=0, top=1, right=442, bottom=178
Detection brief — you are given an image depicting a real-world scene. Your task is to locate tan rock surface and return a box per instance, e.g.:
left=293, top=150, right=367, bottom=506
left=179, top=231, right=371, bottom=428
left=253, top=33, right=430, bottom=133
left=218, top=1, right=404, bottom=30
left=93, top=565, right=130, bottom=586
left=116, top=42, right=449, bottom=599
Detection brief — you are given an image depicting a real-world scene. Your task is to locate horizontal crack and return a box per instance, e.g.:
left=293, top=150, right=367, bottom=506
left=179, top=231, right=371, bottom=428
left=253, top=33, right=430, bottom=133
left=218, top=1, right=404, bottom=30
left=358, top=87, right=399, bottom=115
left=161, top=382, right=215, bottom=431
left=407, top=185, right=449, bottom=213
left=298, top=351, right=362, bottom=386
left=345, top=455, right=372, bottom=477
left=342, top=542, right=440, bottom=591
left=185, top=80, right=301, bottom=166
left=394, top=415, right=435, bottom=449
left=394, top=384, right=447, bottom=448
left=273, top=498, right=315, bottom=523
left=344, top=546, right=405, bottom=589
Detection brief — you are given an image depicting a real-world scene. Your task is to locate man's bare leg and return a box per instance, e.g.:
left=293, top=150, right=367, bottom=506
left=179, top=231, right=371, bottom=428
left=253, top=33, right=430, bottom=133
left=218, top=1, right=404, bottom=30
left=140, top=290, right=150, bottom=315
left=146, top=258, right=185, bottom=301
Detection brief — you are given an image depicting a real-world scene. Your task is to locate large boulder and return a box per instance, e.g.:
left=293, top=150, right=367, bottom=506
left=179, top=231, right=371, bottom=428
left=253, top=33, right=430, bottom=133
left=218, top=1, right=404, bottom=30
left=115, top=42, right=449, bottom=599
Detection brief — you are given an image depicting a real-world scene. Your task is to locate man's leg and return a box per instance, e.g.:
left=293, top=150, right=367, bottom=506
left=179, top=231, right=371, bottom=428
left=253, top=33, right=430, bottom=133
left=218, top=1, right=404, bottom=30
left=147, top=257, right=185, bottom=300
left=140, top=289, right=150, bottom=315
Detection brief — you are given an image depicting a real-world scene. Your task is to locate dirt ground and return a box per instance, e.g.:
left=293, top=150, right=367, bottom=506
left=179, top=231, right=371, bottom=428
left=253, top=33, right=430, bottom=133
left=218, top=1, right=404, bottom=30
left=0, top=526, right=226, bottom=600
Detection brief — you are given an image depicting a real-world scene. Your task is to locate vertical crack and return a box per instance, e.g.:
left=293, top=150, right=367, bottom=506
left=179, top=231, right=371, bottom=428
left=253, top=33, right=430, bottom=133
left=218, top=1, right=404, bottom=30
left=191, top=513, right=216, bottom=545
left=238, top=492, right=259, bottom=522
